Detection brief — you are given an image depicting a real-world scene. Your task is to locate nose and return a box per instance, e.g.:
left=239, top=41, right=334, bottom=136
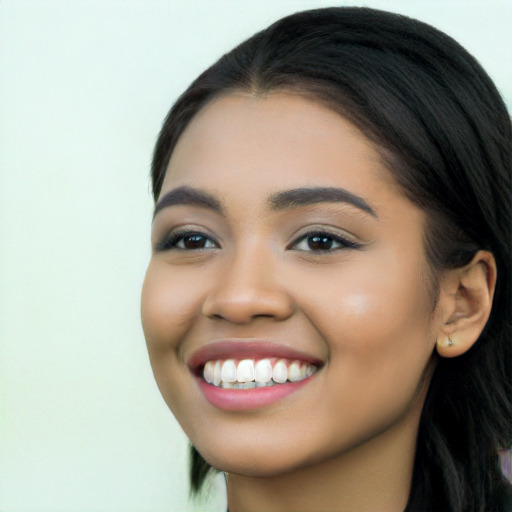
left=201, top=248, right=295, bottom=324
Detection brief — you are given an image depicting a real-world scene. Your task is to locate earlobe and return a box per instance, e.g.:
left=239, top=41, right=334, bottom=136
left=435, top=250, right=496, bottom=358
left=436, top=332, right=468, bottom=358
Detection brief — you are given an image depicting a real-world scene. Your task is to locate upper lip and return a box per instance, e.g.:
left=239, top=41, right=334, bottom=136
left=187, top=340, right=325, bottom=372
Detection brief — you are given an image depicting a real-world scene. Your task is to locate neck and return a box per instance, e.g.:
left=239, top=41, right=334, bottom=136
left=226, top=399, right=422, bottom=512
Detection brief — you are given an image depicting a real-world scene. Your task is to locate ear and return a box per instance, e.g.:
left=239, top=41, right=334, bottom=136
left=435, top=250, right=497, bottom=358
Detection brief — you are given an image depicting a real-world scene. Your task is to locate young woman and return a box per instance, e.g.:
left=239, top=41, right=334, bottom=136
left=141, top=7, right=511, bottom=511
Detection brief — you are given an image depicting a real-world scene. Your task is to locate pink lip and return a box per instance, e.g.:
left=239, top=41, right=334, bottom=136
left=197, top=376, right=314, bottom=411
left=188, top=340, right=324, bottom=411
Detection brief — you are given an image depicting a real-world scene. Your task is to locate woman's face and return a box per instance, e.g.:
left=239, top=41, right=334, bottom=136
left=141, top=92, right=445, bottom=476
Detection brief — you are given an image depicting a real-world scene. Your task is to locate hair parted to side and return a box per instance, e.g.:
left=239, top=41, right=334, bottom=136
left=151, top=7, right=511, bottom=511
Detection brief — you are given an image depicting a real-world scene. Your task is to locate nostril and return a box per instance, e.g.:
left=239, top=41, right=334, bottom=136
left=201, top=270, right=295, bottom=324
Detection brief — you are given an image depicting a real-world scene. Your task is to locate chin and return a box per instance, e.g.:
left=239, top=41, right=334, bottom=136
left=204, top=454, right=310, bottom=478
left=195, top=435, right=329, bottom=478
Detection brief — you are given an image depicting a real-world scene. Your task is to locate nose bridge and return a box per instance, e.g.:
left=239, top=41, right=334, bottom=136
left=201, top=239, right=294, bottom=324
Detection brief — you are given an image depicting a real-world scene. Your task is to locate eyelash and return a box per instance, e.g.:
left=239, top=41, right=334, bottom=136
left=155, top=230, right=219, bottom=252
left=290, top=231, right=361, bottom=252
left=155, top=229, right=361, bottom=253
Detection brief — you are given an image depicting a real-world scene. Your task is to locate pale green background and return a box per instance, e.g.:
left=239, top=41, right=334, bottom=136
left=0, top=1, right=510, bottom=511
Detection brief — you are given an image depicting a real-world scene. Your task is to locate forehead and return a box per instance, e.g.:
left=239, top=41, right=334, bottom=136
left=161, top=92, right=398, bottom=209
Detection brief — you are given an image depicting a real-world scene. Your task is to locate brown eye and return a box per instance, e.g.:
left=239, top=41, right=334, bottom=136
left=307, top=234, right=336, bottom=251
left=291, top=231, right=360, bottom=252
left=181, top=234, right=210, bottom=249
left=156, top=231, right=218, bottom=252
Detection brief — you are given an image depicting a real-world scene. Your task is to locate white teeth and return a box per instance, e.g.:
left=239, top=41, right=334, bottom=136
left=288, top=360, right=304, bottom=382
left=255, top=379, right=275, bottom=387
left=254, top=359, right=273, bottom=383
left=202, top=358, right=318, bottom=387
left=237, top=359, right=255, bottom=382
left=221, top=359, right=237, bottom=383
left=272, top=359, right=288, bottom=384
left=213, top=361, right=222, bottom=386
left=234, top=382, right=256, bottom=389
left=203, top=361, right=215, bottom=384
left=305, top=365, right=315, bottom=377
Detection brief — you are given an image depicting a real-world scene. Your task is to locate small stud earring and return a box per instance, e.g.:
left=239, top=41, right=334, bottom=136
left=436, top=334, right=455, bottom=349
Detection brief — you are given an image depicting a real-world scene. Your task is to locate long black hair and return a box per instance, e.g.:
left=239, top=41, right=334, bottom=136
left=151, top=7, right=511, bottom=511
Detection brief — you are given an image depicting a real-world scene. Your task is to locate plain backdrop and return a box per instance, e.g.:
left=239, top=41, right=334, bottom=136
left=0, top=1, right=511, bottom=511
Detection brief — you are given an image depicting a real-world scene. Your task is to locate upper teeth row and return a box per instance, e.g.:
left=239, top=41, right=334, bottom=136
left=203, top=359, right=316, bottom=387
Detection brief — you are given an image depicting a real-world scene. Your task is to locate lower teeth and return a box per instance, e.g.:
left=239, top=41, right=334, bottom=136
left=218, top=379, right=282, bottom=389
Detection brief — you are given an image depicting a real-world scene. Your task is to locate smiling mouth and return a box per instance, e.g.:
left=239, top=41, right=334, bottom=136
left=188, top=341, right=324, bottom=410
left=201, top=358, right=318, bottom=389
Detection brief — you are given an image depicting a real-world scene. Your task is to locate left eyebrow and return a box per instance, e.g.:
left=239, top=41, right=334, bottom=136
left=153, top=186, right=223, bottom=220
left=268, top=187, right=377, bottom=217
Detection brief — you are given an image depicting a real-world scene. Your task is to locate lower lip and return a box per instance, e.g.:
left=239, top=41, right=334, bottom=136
left=197, top=377, right=313, bottom=411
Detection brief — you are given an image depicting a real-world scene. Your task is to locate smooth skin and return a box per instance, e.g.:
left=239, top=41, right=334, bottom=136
left=141, top=92, right=495, bottom=512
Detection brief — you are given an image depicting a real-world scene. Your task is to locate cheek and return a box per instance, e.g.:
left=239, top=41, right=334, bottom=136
left=327, top=244, right=432, bottom=343
left=303, top=272, right=431, bottom=345
left=141, top=261, right=201, bottom=351
left=140, top=261, right=202, bottom=407
left=290, top=265, right=435, bottom=453
left=295, top=249, right=435, bottom=395
left=141, top=262, right=204, bottom=425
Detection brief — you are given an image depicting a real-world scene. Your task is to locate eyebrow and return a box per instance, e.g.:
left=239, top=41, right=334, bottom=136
left=268, top=187, right=377, bottom=217
left=153, top=185, right=377, bottom=219
left=153, top=186, right=223, bottom=219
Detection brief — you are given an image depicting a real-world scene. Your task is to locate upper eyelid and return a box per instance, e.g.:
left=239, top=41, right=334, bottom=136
left=154, top=227, right=220, bottom=251
left=289, top=225, right=359, bottom=243
left=154, top=223, right=217, bottom=240
left=294, top=230, right=349, bottom=242
left=290, top=231, right=359, bottom=250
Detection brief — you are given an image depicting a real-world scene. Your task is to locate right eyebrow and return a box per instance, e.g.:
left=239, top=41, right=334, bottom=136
left=153, top=186, right=223, bottom=220
left=268, top=186, right=377, bottom=217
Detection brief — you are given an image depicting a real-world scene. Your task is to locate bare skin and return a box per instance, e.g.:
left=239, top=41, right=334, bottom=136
left=226, top=395, right=422, bottom=512
left=141, top=92, right=495, bottom=512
